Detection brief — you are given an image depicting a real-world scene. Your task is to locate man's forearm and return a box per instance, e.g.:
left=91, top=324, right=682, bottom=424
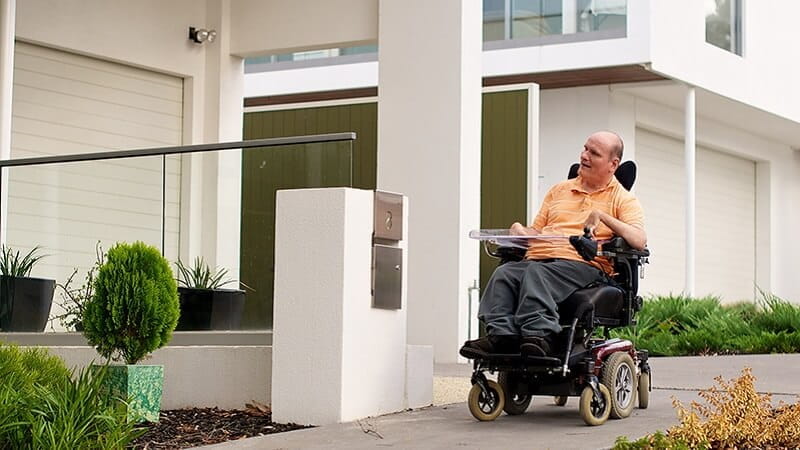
left=598, top=212, right=647, bottom=250
left=510, top=222, right=541, bottom=236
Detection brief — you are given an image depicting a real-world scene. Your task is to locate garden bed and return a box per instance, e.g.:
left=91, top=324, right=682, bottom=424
left=132, top=404, right=310, bottom=449
left=611, top=294, right=800, bottom=356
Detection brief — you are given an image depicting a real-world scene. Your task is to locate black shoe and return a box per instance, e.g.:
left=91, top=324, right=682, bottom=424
left=459, top=335, right=519, bottom=358
left=520, top=335, right=553, bottom=357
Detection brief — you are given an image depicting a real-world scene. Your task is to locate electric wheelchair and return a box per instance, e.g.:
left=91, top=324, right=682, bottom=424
left=462, top=161, right=651, bottom=426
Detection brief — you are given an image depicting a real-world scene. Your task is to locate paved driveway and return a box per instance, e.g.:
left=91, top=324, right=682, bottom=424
left=207, top=354, right=800, bottom=449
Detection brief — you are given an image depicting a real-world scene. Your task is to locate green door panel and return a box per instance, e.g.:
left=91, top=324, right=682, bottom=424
left=480, top=90, right=529, bottom=296
left=241, top=103, right=377, bottom=329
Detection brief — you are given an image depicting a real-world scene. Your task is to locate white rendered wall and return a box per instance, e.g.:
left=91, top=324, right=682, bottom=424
left=244, top=61, right=378, bottom=98
left=377, top=0, right=482, bottom=364
left=649, top=0, right=800, bottom=124
left=229, top=0, right=378, bottom=57
left=538, top=86, right=637, bottom=204
left=272, top=188, right=408, bottom=425
left=44, top=346, right=270, bottom=410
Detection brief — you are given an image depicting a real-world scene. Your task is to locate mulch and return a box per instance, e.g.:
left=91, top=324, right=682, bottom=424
left=130, top=403, right=311, bottom=449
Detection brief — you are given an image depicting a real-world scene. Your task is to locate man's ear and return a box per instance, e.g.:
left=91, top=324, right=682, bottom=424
left=610, top=158, right=620, bottom=172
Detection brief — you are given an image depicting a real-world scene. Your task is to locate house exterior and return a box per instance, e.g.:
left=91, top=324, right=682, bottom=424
left=1, top=0, right=799, bottom=370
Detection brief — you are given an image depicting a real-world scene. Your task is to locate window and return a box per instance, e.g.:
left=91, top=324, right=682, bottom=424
left=576, top=0, right=627, bottom=33
left=244, top=44, right=378, bottom=67
left=512, top=0, right=563, bottom=39
left=483, top=0, right=507, bottom=41
left=483, top=0, right=627, bottom=44
left=705, top=0, right=743, bottom=55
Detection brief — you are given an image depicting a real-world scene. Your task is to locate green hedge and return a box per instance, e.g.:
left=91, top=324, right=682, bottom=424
left=83, top=241, right=179, bottom=365
left=0, top=343, right=142, bottom=449
left=611, top=294, right=800, bottom=356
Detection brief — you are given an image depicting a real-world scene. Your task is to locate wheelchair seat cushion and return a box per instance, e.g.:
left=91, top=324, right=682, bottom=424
left=558, top=285, right=623, bottom=324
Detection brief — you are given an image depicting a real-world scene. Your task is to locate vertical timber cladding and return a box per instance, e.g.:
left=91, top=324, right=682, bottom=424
left=9, top=42, right=183, bottom=318
left=480, top=90, right=529, bottom=293
left=241, top=103, right=377, bottom=329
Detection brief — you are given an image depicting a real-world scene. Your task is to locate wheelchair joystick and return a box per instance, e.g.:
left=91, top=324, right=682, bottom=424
left=569, top=227, right=597, bottom=262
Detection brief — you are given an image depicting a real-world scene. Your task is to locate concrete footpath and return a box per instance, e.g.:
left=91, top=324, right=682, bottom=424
left=206, top=354, right=800, bottom=449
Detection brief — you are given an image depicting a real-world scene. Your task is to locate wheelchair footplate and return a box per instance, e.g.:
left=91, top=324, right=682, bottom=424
left=469, top=351, right=562, bottom=372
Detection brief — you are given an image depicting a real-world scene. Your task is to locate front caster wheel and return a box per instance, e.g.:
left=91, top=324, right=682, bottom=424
left=498, top=372, right=531, bottom=415
left=468, top=379, right=505, bottom=421
left=638, top=371, right=650, bottom=409
left=553, top=396, right=568, bottom=406
left=579, top=384, right=611, bottom=426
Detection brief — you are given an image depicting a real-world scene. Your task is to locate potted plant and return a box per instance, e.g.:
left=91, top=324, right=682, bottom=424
left=0, top=245, right=55, bottom=332
left=82, top=241, right=179, bottom=422
left=174, top=257, right=246, bottom=331
left=50, top=243, right=105, bottom=332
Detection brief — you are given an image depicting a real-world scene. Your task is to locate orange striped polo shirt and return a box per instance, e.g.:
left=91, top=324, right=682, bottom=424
left=526, top=175, right=645, bottom=274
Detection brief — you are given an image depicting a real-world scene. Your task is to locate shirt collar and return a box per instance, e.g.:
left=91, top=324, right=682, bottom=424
left=570, top=175, right=618, bottom=194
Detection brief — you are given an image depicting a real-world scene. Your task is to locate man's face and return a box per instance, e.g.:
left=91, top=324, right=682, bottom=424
left=578, top=134, right=619, bottom=182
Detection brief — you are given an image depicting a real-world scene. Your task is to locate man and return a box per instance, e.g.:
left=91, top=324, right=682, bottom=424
left=460, top=130, right=646, bottom=358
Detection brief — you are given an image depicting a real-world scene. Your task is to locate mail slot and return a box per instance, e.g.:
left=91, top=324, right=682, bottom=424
left=372, top=191, right=404, bottom=310
left=374, top=191, right=403, bottom=241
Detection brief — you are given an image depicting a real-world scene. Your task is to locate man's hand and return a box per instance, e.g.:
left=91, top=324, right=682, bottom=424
left=583, top=211, right=601, bottom=237
left=509, top=222, right=540, bottom=236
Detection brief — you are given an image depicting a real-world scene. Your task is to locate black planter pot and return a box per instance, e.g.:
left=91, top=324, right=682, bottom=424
left=176, top=287, right=245, bottom=331
left=0, top=275, right=56, bottom=332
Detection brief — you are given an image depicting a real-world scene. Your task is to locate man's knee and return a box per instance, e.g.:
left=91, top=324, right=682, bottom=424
left=490, top=261, right=523, bottom=281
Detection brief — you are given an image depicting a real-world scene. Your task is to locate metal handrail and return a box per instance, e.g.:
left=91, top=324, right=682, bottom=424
left=0, top=132, right=357, bottom=249
left=0, top=132, right=356, bottom=168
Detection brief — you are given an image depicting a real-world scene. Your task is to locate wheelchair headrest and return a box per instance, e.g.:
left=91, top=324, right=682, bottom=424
left=568, top=160, right=637, bottom=191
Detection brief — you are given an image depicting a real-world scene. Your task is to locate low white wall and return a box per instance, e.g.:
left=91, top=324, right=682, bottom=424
left=272, top=188, right=409, bottom=425
left=42, top=345, right=270, bottom=410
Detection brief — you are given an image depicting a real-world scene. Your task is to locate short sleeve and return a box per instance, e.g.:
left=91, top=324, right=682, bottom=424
left=532, top=186, right=555, bottom=230
left=617, top=194, right=645, bottom=229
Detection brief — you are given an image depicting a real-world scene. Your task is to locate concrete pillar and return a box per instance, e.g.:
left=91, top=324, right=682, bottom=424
left=0, top=0, right=14, bottom=243
left=272, top=188, right=410, bottom=425
left=684, top=86, right=696, bottom=296
left=377, top=0, right=482, bottom=364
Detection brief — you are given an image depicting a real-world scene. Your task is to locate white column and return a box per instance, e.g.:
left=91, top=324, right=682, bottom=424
left=0, top=0, right=15, bottom=243
left=684, top=86, right=696, bottom=296
left=272, top=188, right=408, bottom=425
left=186, top=0, right=244, bottom=279
left=377, top=0, right=482, bottom=363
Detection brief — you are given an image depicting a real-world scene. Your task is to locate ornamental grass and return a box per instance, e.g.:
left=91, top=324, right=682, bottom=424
left=614, top=368, right=800, bottom=449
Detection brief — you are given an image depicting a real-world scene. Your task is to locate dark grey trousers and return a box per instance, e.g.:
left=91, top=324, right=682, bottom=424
left=478, top=259, right=605, bottom=337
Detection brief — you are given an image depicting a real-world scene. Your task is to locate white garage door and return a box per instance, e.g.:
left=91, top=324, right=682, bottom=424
left=8, top=43, right=182, bottom=304
left=636, top=129, right=755, bottom=303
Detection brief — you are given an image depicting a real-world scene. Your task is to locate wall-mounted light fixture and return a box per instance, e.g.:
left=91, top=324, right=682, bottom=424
left=189, top=27, right=217, bottom=44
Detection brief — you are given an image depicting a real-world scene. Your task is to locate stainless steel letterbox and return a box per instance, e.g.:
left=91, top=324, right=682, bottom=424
left=372, top=191, right=403, bottom=310
left=373, top=191, right=403, bottom=241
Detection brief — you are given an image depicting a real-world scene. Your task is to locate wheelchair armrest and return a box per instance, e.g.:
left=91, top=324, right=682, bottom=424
left=485, top=244, right=526, bottom=263
left=601, top=237, right=650, bottom=258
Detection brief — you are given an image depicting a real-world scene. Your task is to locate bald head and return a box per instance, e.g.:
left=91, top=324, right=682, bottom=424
left=578, top=131, right=625, bottom=188
left=590, top=131, right=624, bottom=161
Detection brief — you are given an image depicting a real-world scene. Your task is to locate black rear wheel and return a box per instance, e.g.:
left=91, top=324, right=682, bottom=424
left=498, top=371, right=531, bottom=415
